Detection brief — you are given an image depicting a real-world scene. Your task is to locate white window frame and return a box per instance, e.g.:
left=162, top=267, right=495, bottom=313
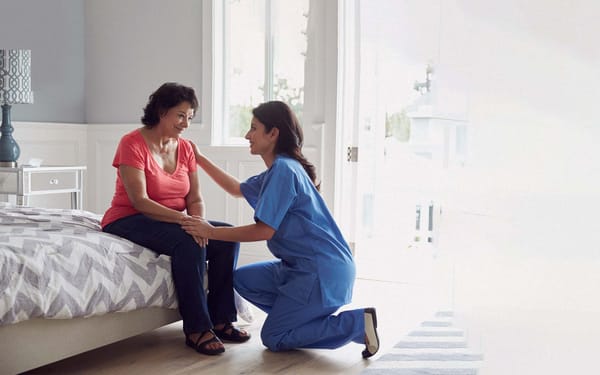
left=202, top=0, right=308, bottom=145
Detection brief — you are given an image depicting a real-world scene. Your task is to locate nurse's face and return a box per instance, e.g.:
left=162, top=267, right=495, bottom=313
left=245, top=117, right=278, bottom=156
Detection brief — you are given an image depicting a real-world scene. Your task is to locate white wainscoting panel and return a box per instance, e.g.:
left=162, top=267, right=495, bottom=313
left=86, top=124, right=138, bottom=214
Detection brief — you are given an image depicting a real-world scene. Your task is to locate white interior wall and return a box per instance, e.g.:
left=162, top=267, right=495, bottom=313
left=84, top=0, right=205, bottom=126
left=0, top=0, right=85, bottom=122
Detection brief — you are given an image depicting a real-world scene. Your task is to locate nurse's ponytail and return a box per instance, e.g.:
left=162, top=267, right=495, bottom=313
left=252, top=101, right=321, bottom=191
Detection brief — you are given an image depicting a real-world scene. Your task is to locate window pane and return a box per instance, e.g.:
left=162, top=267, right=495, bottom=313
left=227, top=0, right=266, bottom=140
left=224, top=0, right=309, bottom=142
left=272, top=0, right=309, bottom=122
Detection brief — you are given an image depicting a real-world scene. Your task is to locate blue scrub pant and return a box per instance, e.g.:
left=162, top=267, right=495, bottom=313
left=103, top=214, right=240, bottom=336
left=234, top=260, right=366, bottom=351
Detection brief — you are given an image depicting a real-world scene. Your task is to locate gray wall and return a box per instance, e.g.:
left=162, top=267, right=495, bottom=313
left=0, top=0, right=85, bottom=123
left=0, top=0, right=203, bottom=124
left=84, top=0, right=203, bottom=124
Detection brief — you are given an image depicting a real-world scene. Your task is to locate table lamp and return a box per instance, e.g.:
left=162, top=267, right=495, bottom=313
left=0, top=49, right=34, bottom=167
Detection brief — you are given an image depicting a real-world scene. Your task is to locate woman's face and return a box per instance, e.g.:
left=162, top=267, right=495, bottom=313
left=159, top=101, right=194, bottom=137
left=245, top=117, right=277, bottom=156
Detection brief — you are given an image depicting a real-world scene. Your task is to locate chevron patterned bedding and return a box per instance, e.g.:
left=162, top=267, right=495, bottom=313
left=0, top=203, right=177, bottom=326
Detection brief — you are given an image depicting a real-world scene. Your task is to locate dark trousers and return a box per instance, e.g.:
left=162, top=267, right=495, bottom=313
left=103, top=214, right=240, bottom=335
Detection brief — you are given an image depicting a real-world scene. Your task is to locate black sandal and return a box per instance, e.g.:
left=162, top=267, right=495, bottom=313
left=362, top=307, right=380, bottom=359
left=185, top=331, right=225, bottom=355
left=213, top=322, right=251, bottom=343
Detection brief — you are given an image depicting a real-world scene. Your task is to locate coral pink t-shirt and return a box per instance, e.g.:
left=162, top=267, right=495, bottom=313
left=101, top=129, right=197, bottom=228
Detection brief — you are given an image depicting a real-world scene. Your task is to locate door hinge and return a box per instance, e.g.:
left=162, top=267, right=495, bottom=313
left=346, top=146, right=358, bottom=162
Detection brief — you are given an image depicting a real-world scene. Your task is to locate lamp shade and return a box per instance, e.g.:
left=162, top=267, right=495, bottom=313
left=0, top=49, right=34, bottom=104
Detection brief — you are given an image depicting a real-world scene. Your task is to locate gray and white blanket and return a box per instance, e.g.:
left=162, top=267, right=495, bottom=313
left=0, top=203, right=177, bottom=326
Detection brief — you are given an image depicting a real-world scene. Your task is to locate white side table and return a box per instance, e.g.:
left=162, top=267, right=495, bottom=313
left=0, top=165, right=86, bottom=209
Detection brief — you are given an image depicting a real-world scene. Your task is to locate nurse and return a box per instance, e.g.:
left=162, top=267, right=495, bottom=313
left=181, top=101, right=379, bottom=358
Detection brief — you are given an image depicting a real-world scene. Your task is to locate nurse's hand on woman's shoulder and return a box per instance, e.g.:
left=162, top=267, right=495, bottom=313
left=189, top=141, right=205, bottom=165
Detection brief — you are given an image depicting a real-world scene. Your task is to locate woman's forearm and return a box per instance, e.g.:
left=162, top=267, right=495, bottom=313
left=132, top=197, right=188, bottom=223
left=186, top=199, right=205, bottom=218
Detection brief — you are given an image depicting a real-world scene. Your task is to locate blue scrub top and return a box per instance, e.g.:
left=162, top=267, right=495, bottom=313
left=240, top=155, right=356, bottom=307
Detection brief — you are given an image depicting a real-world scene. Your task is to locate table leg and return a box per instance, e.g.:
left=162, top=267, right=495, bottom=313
left=16, top=194, right=28, bottom=206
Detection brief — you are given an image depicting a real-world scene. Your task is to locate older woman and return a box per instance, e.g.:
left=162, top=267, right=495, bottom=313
left=101, top=82, right=249, bottom=356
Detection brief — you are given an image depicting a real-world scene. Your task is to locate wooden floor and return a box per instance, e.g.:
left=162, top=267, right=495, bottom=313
left=24, top=275, right=446, bottom=375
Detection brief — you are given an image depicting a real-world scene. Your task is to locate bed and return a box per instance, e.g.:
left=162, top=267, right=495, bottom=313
left=0, top=203, right=182, bottom=374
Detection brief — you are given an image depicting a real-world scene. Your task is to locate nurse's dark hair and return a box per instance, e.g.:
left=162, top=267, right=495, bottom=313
left=252, top=101, right=320, bottom=190
left=141, top=82, right=199, bottom=128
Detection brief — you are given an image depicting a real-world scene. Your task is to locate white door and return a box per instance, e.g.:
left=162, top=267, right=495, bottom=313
left=337, top=0, right=453, bottom=286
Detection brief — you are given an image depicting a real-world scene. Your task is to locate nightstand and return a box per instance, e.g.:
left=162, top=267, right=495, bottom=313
left=0, top=165, right=86, bottom=209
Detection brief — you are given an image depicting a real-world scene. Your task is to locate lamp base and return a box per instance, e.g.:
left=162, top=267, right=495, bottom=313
left=0, top=104, right=20, bottom=167
left=0, top=161, right=17, bottom=167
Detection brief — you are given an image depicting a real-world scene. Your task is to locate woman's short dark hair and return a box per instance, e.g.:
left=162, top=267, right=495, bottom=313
left=141, top=82, right=199, bottom=128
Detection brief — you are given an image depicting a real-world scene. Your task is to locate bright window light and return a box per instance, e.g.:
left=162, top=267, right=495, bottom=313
left=221, top=0, right=309, bottom=144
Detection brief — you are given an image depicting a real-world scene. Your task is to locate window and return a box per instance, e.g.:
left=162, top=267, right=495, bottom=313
left=215, top=0, right=309, bottom=144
